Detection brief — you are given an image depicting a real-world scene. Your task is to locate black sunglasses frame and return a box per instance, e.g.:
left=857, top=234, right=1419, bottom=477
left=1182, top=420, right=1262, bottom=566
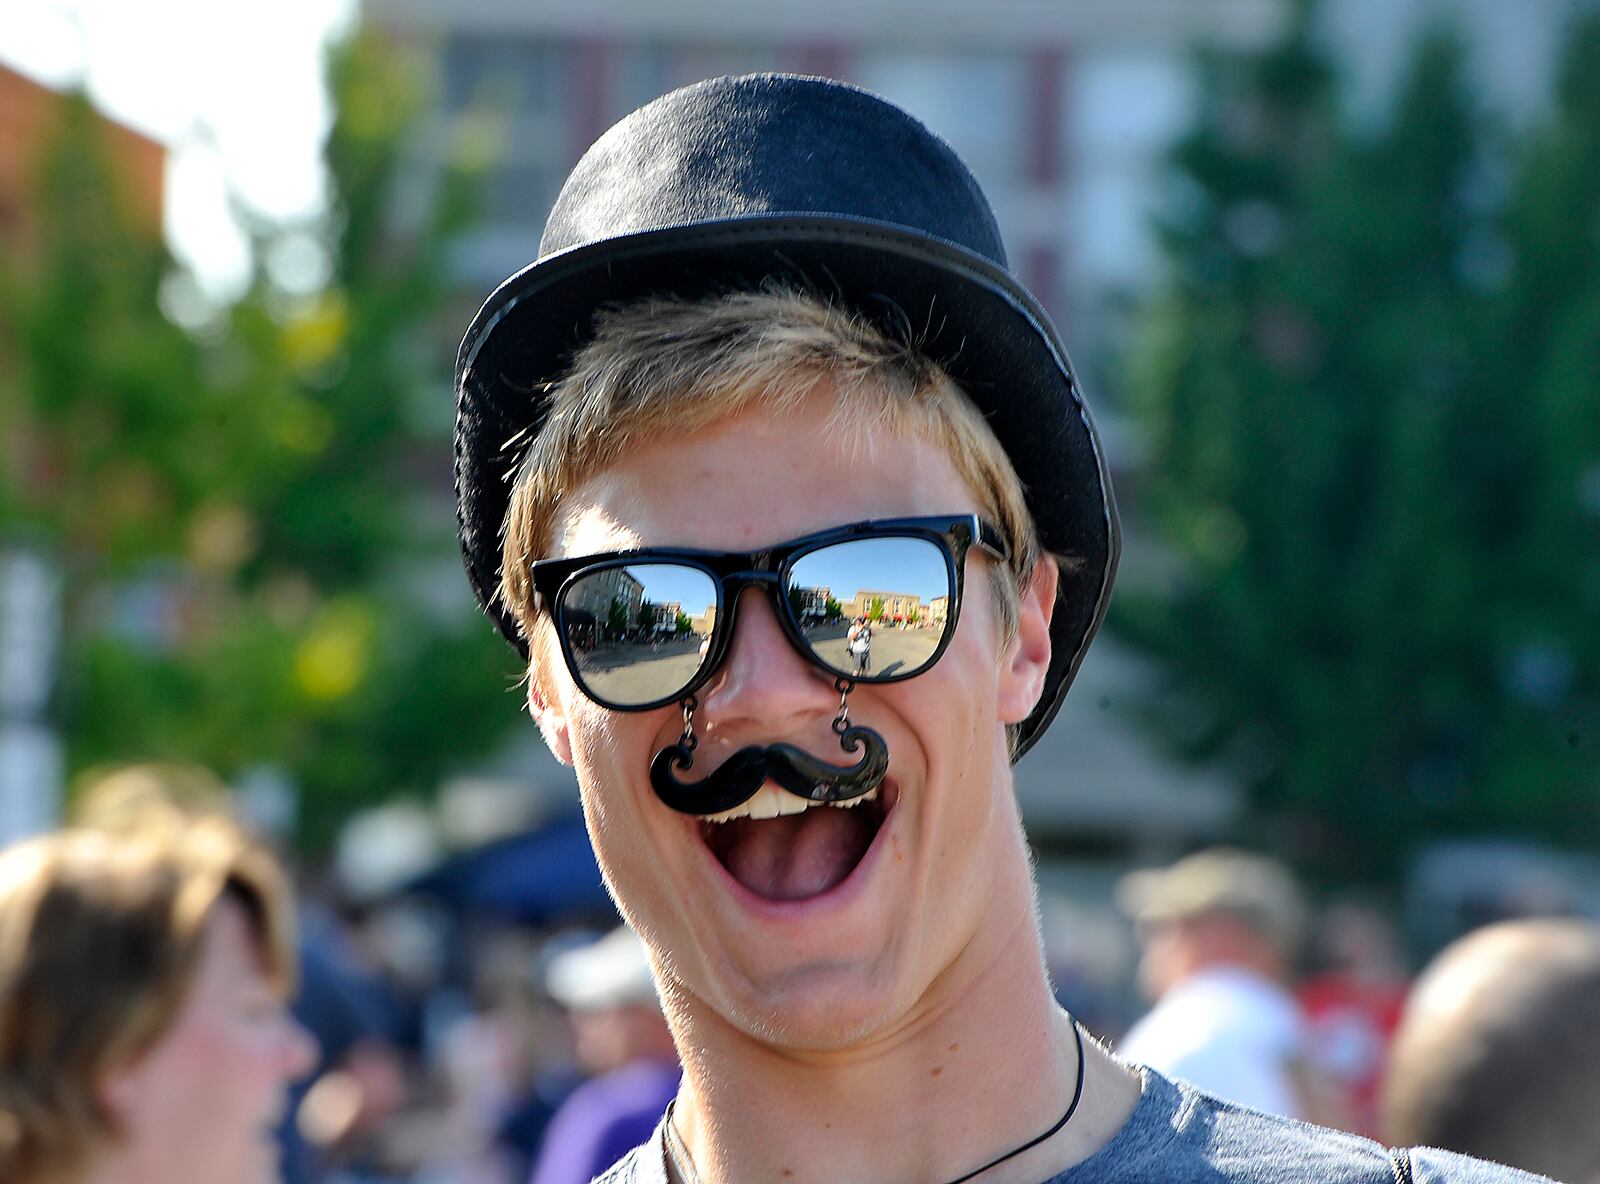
left=529, top=514, right=1009, bottom=712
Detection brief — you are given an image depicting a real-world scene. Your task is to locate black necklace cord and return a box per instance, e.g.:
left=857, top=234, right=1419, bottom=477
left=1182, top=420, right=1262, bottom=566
left=664, top=1018, right=1088, bottom=1184
left=943, top=1018, right=1087, bottom=1184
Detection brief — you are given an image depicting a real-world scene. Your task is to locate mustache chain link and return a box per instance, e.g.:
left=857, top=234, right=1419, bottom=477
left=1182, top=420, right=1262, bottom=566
left=679, top=694, right=700, bottom=754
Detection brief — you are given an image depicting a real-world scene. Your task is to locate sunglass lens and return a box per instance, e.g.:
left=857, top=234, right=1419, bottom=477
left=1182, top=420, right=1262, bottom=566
left=787, top=536, right=953, bottom=680
left=559, top=563, right=718, bottom=706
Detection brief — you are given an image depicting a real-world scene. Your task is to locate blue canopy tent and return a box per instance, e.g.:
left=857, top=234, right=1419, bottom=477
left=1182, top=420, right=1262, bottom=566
left=404, top=812, right=615, bottom=925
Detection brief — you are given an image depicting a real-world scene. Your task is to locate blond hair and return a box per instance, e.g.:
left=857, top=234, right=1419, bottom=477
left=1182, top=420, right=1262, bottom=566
left=0, top=813, right=295, bottom=1183
left=499, top=286, right=1040, bottom=670
left=72, top=763, right=235, bottom=834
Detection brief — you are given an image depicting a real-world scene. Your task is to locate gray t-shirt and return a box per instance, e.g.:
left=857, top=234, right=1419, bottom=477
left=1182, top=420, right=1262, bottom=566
left=593, top=1067, right=1553, bottom=1184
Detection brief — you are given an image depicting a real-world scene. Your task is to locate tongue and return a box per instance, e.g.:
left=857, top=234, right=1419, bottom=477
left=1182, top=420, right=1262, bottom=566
left=721, top=807, right=873, bottom=901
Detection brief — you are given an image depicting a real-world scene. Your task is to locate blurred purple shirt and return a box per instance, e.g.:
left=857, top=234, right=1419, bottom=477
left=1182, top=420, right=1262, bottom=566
left=529, top=1059, right=681, bottom=1184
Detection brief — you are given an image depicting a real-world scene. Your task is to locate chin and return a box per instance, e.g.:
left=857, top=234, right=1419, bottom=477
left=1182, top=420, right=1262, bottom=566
left=597, top=724, right=1012, bottom=1053
left=723, top=967, right=917, bottom=1052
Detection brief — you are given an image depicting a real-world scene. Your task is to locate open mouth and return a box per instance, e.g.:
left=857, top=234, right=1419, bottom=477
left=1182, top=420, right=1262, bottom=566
left=700, top=781, right=894, bottom=901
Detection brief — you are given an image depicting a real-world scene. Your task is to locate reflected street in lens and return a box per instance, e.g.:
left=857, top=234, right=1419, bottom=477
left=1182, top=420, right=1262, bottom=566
left=563, top=563, right=718, bottom=705
left=790, top=536, right=950, bottom=679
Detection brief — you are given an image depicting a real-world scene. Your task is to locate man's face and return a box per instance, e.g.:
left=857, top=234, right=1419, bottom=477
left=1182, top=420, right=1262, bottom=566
left=531, top=386, right=1052, bottom=1048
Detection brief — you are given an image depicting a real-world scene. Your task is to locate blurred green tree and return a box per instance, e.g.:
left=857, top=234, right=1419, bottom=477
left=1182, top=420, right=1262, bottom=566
left=3, top=93, right=226, bottom=564
left=1119, top=9, right=1600, bottom=875
left=2, top=34, right=525, bottom=848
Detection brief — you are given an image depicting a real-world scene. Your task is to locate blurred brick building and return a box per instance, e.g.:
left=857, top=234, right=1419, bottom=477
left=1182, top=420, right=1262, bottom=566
left=0, top=67, right=165, bottom=844
left=0, top=63, right=165, bottom=257
left=367, top=0, right=1280, bottom=357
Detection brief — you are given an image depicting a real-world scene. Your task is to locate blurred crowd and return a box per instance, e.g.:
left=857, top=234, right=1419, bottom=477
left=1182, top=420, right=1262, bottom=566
left=1097, top=848, right=1600, bottom=1183
left=3, top=764, right=1599, bottom=1184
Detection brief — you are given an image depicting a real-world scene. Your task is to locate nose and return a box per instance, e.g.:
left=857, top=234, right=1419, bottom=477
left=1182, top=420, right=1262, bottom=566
left=697, top=585, right=837, bottom=739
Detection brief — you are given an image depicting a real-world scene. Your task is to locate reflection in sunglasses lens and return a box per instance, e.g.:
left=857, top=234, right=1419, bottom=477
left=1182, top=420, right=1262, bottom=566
left=561, top=564, right=718, bottom=706
left=557, top=535, right=957, bottom=706
left=789, top=537, right=951, bottom=680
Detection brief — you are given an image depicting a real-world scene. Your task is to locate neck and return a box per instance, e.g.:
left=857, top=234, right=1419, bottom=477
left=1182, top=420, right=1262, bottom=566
left=667, top=879, right=1139, bottom=1184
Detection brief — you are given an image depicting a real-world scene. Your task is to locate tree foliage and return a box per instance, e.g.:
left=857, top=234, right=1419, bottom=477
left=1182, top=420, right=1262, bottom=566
left=1119, top=8, right=1600, bottom=875
left=2, top=34, right=524, bottom=848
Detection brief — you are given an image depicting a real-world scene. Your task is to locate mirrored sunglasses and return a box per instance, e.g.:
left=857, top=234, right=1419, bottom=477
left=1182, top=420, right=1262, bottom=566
left=528, top=515, right=1009, bottom=711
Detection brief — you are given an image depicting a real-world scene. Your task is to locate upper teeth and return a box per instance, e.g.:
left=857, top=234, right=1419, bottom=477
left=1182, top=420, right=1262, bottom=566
left=702, top=784, right=880, bottom=824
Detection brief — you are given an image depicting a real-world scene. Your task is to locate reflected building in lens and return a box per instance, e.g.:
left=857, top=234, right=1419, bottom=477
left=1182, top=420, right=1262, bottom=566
left=793, top=585, right=832, bottom=621
left=568, top=566, right=645, bottom=637
left=648, top=599, right=683, bottom=632
left=846, top=590, right=927, bottom=625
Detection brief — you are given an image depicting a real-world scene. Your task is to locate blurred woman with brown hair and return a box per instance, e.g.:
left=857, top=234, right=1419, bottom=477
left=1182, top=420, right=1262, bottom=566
left=0, top=809, right=315, bottom=1183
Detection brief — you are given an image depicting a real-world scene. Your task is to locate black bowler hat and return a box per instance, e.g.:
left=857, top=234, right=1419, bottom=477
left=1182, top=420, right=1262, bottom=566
left=454, top=73, right=1119, bottom=760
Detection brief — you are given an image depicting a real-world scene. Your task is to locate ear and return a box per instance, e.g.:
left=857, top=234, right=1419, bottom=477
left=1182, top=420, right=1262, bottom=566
left=526, top=664, right=575, bottom=767
left=997, top=558, right=1058, bottom=725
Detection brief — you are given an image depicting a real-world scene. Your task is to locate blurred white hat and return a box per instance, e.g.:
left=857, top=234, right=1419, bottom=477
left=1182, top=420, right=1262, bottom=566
left=546, top=925, right=659, bottom=1011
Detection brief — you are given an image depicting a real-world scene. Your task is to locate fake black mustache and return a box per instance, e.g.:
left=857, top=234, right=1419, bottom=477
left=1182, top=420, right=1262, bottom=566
left=650, top=726, right=889, bottom=816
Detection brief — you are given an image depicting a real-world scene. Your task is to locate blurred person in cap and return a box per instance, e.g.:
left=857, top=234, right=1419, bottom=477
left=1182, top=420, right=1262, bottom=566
left=0, top=809, right=315, bottom=1184
left=530, top=926, right=679, bottom=1184
left=1382, top=918, right=1600, bottom=1182
left=454, top=72, right=1547, bottom=1184
left=1116, top=847, right=1343, bottom=1125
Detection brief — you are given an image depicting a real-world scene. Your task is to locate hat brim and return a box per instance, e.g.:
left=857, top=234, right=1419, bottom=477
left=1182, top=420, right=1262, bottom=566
left=455, top=214, right=1119, bottom=760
